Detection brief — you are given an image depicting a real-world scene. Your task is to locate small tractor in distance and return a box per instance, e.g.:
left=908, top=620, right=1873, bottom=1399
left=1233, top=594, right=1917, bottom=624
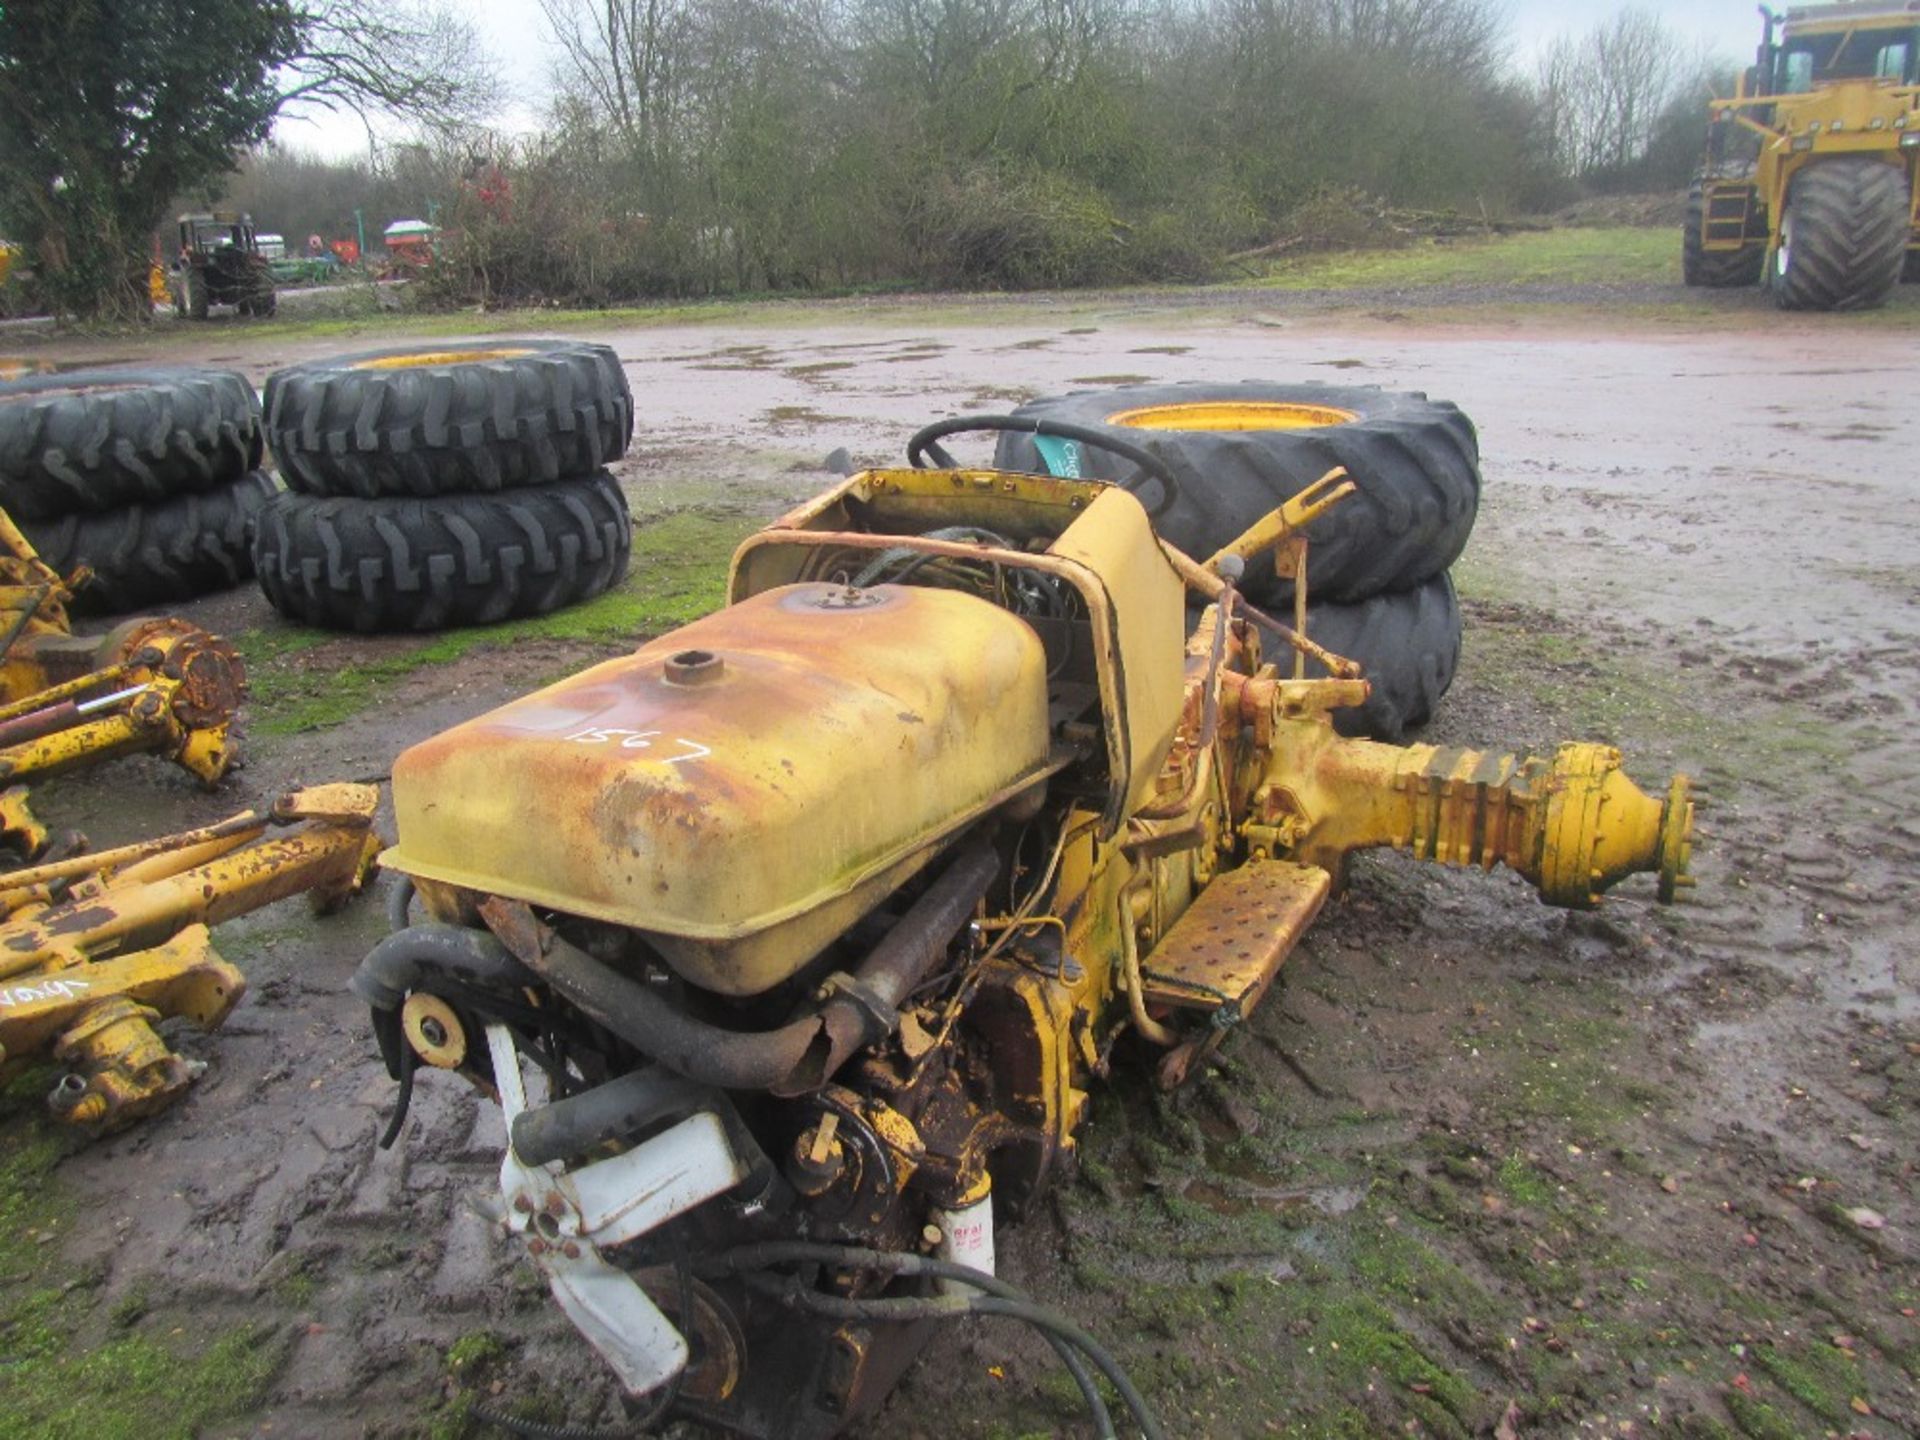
left=356, top=412, right=1697, bottom=1438
left=1686, top=1, right=1919, bottom=309
left=170, top=211, right=276, bottom=319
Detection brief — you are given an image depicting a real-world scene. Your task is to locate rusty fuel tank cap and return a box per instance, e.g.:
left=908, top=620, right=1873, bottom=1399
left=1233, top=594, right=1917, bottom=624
left=810, top=585, right=885, bottom=610
left=663, top=649, right=724, bottom=685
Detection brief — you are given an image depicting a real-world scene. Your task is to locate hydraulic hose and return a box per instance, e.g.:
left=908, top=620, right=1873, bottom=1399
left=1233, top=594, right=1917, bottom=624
left=350, top=921, right=533, bottom=1013
left=350, top=922, right=537, bottom=1079
left=715, top=1242, right=1116, bottom=1438
left=719, top=1243, right=1162, bottom=1440
left=522, top=836, right=999, bottom=1096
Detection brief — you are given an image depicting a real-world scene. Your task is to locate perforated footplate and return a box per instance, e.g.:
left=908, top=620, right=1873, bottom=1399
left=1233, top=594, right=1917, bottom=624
left=1139, top=860, right=1330, bottom=1019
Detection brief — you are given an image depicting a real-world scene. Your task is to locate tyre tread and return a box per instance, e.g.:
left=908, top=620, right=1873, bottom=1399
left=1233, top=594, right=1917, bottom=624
left=251, top=472, right=632, bottom=632
left=0, top=367, right=261, bottom=519
left=264, top=341, right=633, bottom=499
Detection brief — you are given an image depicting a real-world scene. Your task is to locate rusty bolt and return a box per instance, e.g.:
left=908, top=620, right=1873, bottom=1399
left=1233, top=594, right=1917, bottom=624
left=562, top=1242, right=581, bottom=1259
left=544, top=1192, right=566, bottom=1217
left=528, top=1238, right=547, bottom=1256
left=512, top=1195, right=532, bottom=1213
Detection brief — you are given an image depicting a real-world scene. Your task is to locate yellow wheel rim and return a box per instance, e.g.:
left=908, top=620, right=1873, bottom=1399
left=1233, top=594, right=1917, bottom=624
left=350, top=347, right=535, bottom=371
left=1106, top=400, right=1358, bottom=432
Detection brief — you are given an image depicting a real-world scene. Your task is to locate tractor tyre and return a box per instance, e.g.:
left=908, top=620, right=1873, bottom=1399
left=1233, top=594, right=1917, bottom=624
left=1295, top=572, right=1462, bottom=741
left=1681, top=180, right=1763, bottom=288
left=264, top=340, right=633, bottom=500
left=1771, top=158, right=1910, bottom=311
left=1902, top=248, right=1920, bottom=283
left=185, top=272, right=209, bottom=320
left=251, top=471, right=631, bottom=633
left=18, top=470, right=275, bottom=616
left=993, top=382, right=1478, bottom=606
left=0, top=366, right=263, bottom=520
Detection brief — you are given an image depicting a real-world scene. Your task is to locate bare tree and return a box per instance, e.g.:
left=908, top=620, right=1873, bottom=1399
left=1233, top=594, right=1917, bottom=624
left=278, top=1, right=502, bottom=134
left=1533, top=9, right=1709, bottom=183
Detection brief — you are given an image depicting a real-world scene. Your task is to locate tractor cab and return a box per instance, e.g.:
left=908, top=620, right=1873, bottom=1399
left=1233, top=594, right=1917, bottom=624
left=1770, top=5, right=1920, bottom=91
left=170, top=210, right=276, bottom=319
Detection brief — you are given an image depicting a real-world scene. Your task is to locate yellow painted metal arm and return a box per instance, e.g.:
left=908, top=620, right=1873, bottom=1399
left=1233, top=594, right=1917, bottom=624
left=1201, top=466, right=1353, bottom=575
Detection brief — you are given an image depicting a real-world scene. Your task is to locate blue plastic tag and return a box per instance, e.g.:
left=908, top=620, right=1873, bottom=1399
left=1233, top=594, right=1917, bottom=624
left=1031, top=434, right=1084, bottom=478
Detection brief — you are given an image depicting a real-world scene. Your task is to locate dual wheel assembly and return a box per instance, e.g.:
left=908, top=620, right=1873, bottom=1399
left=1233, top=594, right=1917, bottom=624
left=977, top=381, right=1481, bottom=740
left=254, top=340, right=635, bottom=630
left=0, top=367, right=272, bottom=613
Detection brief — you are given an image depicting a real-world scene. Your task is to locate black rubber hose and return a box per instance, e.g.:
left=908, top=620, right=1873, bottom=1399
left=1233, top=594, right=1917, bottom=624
left=510, top=1067, right=715, bottom=1167
left=508, top=1070, right=785, bottom=1210
left=350, top=922, right=533, bottom=1012
left=738, top=1272, right=1160, bottom=1440
left=714, top=1243, right=1122, bottom=1440
left=904, top=414, right=1180, bottom=519
left=526, top=837, right=999, bottom=1095
left=385, top=873, right=416, bottom=933
left=351, top=923, right=537, bottom=1079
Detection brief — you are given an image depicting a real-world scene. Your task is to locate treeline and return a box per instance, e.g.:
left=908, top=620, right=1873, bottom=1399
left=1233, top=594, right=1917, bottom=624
left=217, top=1, right=1727, bottom=305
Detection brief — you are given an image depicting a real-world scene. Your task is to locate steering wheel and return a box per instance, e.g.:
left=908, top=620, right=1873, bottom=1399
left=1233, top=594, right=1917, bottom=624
left=905, top=414, right=1182, bottom=521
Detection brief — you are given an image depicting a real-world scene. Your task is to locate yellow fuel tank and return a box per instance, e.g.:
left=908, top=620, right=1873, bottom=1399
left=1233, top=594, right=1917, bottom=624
left=384, top=583, right=1051, bottom=996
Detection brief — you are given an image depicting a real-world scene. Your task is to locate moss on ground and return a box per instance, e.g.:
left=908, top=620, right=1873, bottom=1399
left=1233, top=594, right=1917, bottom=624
left=0, top=1091, right=283, bottom=1440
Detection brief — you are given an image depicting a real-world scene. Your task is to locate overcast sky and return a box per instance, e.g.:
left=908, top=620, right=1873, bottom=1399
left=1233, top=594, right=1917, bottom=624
left=274, top=0, right=1769, bottom=159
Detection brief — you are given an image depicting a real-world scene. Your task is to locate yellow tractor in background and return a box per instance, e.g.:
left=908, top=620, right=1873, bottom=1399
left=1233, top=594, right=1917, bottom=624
left=359, top=415, right=1695, bottom=1437
left=1686, top=1, right=1919, bottom=309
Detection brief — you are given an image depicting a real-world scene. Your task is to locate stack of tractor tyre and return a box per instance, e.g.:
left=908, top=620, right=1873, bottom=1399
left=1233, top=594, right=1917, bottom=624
left=0, top=367, right=272, bottom=614
left=252, top=341, right=634, bottom=631
left=991, top=382, right=1480, bottom=741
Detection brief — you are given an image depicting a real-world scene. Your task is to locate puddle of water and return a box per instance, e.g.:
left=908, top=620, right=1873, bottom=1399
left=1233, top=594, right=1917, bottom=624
left=1184, top=1178, right=1368, bottom=1220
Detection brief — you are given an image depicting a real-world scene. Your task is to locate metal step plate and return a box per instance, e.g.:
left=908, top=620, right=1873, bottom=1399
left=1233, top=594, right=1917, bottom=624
left=1138, top=859, right=1330, bottom=1021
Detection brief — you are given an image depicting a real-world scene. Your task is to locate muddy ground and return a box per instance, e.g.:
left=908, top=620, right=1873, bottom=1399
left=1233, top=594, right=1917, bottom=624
left=1, top=286, right=1915, bottom=1440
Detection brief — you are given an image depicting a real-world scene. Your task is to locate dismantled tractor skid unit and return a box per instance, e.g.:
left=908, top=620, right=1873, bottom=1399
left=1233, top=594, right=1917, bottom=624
left=361, top=436, right=1695, bottom=1436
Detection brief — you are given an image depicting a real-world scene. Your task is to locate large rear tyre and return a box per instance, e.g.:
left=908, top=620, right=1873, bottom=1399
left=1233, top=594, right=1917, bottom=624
left=251, top=471, right=632, bottom=632
left=1292, top=573, right=1462, bottom=741
left=1771, top=158, right=1910, bottom=312
left=17, top=471, right=276, bottom=615
left=264, top=339, right=633, bottom=500
left=0, top=367, right=263, bottom=520
left=1681, top=180, right=1763, bottom=288
left=994, top=382, right=1478, bottom=606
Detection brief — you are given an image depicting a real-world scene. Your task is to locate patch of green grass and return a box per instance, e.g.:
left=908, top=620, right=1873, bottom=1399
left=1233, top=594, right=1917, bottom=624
left=1306, top=1293, right=1481, bottom=1439
left=0, top=1309, right=285, bottom=1440
left=1497, top=1153, right=1553, bottom=1208
left=1747, top=1340, right=1864, bottom=1426
left=1253, top=226, right=1676, bottom=291
left=1723, top=1387, right=1806, bottom=1440
left=446, top=1329, right=506, bottom=1375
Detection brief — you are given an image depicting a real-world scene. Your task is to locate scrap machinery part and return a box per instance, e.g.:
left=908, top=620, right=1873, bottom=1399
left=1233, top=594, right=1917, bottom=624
left=0, top=511, right=247, bottom=856
left=360, top=459, right=1697, bottom=1438
left=0, top=504, right=79, bottom=662
left=0, top=617, right=246, bottom=791
left=0, top=784, right=381, bottom=1129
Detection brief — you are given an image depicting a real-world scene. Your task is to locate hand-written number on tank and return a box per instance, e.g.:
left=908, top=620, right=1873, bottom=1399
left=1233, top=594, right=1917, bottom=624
left=564, top=727, right=711, bottom=765
left=0, top=977, right=90, bottom=1008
